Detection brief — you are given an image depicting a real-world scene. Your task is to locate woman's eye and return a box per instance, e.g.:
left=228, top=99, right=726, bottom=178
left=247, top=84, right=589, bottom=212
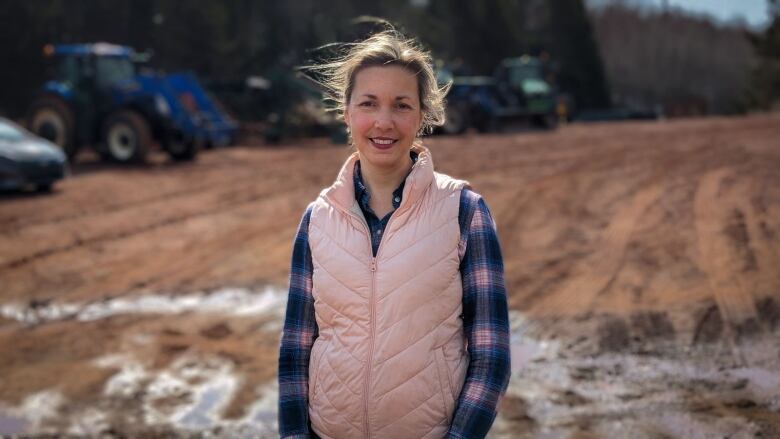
left=397, top=103, right=412, bottom=110
left=359, top=101, right=375, bottom=107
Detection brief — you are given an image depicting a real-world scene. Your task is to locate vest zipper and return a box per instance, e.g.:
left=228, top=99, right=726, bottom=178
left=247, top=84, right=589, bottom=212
left=365, top=254, right=377, bottom=438
left=358, top=214, right=395, bottom=439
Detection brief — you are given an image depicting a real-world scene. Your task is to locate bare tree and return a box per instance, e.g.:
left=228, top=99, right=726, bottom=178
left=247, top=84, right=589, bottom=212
left=589, top=3, right=756, bottom=114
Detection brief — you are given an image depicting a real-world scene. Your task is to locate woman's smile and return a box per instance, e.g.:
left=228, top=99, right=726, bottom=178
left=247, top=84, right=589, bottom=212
left=369, top=137, right=397, bottom=149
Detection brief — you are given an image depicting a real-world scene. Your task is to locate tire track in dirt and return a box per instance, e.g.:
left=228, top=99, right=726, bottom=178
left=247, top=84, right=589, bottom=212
left=131, top=187, right=311, bottom=292
left=0, top=180, right=235, bottom=231
left=693, top=168, right=777, bottom=343
left=0, top=178, right=312, bottom=271
left=0, top=188, right=312, bottom=301
left=0, top=146, right=338, bottom=232
left=0, top=147, right=336, bottom=231
left=528, top=182, right=663, bottom=317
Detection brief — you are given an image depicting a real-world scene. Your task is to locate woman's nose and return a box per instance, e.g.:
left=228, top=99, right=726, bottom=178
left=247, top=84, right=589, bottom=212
left=374, top=108, right=393, bottom=129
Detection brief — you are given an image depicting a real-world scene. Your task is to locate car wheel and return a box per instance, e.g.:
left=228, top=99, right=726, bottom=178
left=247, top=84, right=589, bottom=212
left=102, top=110, right=151, bottom=163
left=27, top=96, right=78, bottom=160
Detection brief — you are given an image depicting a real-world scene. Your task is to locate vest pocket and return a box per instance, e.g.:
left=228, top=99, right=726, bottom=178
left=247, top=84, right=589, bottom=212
left=433, top=347, right=455, bottom=416
left=309, top=341, right=327, bottom=402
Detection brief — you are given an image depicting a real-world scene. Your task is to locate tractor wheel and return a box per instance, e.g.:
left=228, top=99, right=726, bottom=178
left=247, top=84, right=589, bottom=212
left=532, top=113, right=558, bottom=130
left=474, top=112, right=498, bottom=133
left=441, top=103, right=469, bottom=135
left=102, top=110, right=151, bottom=164
left=165, top=138, right=198, bottom=162
left=27, top=96, right=78, bottom=160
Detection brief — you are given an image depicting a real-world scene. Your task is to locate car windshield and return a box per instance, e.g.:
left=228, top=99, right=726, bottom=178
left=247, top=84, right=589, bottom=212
left=0, top=122, right=25, bottom=142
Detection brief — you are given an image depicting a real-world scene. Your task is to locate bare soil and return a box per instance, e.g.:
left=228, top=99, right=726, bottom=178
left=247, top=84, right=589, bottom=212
left=1, top=114, right=779, bottom=437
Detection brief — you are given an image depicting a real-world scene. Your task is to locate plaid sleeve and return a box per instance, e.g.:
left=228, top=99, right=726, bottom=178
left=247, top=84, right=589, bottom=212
left=449, top=189, right=511, bottom=439
left=278, top=204, right=319, bottom=439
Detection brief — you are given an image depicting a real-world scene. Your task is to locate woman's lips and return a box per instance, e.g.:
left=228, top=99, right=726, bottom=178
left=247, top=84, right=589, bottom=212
left=370, top=138, right=397, bottom=150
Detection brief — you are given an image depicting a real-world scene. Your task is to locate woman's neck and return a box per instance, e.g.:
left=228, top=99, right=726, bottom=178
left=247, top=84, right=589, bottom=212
left=359, top=153, right=414, bottom=214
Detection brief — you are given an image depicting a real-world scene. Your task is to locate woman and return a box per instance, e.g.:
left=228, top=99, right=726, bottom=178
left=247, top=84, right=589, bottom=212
left=278, top=30, right=510, bottom=439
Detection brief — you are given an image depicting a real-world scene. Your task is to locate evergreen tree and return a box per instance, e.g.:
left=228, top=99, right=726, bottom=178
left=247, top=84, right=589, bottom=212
left=423, top=0, right=528, bottom=74
left=547, top=0, right=612, bottom=109
left=747, top=0, right=780, bottom=109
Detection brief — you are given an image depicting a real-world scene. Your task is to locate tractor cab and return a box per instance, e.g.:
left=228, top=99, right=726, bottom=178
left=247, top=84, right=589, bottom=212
left=494, top=56, right=556, bottom=122
left=47, top=43, right=137, bottom=88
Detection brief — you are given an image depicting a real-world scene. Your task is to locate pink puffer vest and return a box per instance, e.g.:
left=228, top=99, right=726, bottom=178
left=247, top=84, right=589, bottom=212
left=307, top=145, right=470, bottom=439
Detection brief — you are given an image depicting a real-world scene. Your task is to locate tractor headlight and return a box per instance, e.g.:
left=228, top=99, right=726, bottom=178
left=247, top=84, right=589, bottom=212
left=155, top=94, right=171, bottom=116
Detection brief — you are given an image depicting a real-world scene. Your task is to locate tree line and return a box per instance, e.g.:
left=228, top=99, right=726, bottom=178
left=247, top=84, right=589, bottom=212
left=0, top=0, right=776, bottom=119
left=589, top=1, right=776, bottom=115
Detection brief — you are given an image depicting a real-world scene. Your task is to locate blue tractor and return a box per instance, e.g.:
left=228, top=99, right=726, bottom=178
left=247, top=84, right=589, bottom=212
left=26, top=43, right=238, bottom=163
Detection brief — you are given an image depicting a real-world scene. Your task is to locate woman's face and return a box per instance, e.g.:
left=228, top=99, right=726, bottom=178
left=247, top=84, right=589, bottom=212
left=344, top=65, right=422, bottom=171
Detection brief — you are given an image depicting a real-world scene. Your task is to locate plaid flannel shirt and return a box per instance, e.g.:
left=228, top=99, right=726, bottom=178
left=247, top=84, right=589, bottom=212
left=279, top=159, right=510, bottom=439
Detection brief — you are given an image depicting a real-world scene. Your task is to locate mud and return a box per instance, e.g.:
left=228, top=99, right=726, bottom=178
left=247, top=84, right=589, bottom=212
left=491, top=312, right=780, bottom=439
left=2, top=114, right=780, bottom=436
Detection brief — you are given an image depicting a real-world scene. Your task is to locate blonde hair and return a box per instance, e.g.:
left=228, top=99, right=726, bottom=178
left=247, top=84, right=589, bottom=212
left=304, top=29, right=450, bottom=136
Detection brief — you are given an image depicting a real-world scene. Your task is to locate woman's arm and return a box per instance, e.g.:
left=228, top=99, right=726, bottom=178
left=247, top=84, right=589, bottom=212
left=278, top=205, right=319, bottom=439
left=449, top=191, right=511, bottom=439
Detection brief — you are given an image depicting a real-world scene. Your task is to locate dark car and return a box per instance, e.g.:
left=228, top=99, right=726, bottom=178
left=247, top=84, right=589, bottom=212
left=0, top=117, right=68, bottom=192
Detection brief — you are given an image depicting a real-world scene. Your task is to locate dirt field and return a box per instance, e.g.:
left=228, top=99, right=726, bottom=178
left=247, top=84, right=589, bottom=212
left=1, top=114, right=779, bottom=437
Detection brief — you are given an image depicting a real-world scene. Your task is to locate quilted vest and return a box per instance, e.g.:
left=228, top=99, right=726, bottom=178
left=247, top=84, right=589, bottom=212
left=307, top=145, right=470, bottom=439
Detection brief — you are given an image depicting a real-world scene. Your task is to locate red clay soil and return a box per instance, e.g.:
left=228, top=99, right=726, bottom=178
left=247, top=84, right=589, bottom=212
left=1, top=114, right=779, bottom=436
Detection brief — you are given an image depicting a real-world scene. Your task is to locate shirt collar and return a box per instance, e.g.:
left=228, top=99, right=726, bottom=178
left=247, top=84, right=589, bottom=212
left=321, top=144, right=433, bottom=216
left=353, top=151, right=419, bottom=211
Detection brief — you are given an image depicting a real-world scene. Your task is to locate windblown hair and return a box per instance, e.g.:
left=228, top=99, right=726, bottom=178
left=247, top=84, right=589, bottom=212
left=303, top=28, right=450, bottom=136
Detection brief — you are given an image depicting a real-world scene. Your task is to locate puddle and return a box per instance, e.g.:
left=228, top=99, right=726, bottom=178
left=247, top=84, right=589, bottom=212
left=178, top=375, right=236, bottom=427
left=0, top=409, right=28, bottom=435
left=0, top=285, right=289, bottom=436
left=0, top=286, right=287, bottom=325
left=93, top=352, right=280, bottom=436
left=508, top=310, right=556, bottom=374
left=247, top=381, right=279, bottom=432
left=494, top=328, right=780, bottom=439
left=1, top=351, right=281, bottom=437
left=0, top=391, right=65, bottom=436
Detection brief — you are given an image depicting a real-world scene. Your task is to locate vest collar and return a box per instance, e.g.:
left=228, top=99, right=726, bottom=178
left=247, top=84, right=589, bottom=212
left=323, top=144, right=435, bottom=215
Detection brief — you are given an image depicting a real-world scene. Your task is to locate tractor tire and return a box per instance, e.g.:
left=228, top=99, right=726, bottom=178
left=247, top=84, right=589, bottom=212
left=165, top=139, right=198, bottom=162
left=474, top=113, right=499, bottom=133
left=441, top=103, right=469, bottom=135
left=102, top=110, right=151, bottom=164
left=532, top=113, right=558, bottom=130
left=27, top=96, right=78, bottom=160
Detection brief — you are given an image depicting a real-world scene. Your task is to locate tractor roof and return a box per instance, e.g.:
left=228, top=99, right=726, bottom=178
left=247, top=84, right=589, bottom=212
left=46, top=43, right=133, bottom=57
left=501, top=56, right=542, bottom=67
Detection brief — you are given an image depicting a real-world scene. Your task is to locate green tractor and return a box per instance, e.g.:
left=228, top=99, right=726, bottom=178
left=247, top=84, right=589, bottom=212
left=441, top=55, right=564, bottom=134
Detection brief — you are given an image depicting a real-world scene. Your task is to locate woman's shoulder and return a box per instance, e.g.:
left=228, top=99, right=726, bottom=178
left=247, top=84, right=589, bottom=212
left=461, top=186, right=492, bottom=213
left=432, top=171, right=470, bottom=193
left=460, top=186, right=482, bottom=203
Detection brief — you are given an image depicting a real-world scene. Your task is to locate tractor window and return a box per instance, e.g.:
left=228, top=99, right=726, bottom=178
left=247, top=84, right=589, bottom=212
left=508, top=65, right=544, bottom=88
left=95, top=57, right=135, bottom=88
left=55, top=56, right=80, bottom=85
